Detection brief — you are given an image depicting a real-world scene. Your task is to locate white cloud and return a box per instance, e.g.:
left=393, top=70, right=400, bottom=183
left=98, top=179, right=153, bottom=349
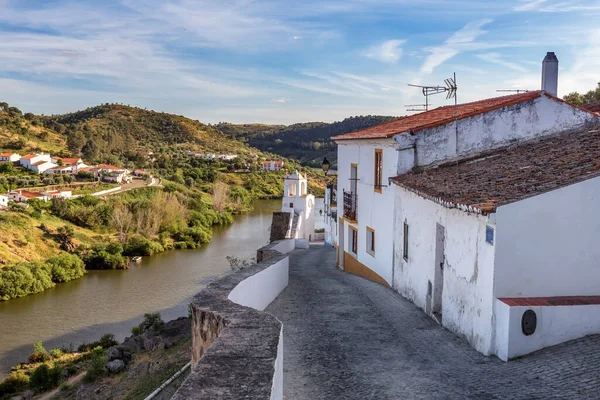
left=293, top=35, right=302, bottom=40
left=363, top=39, right=406, bottom=64
left=513, top=0, right=600, bottom=12
left=476, top=52, right=528, bottom=72
left=273, top=97, right=289, bottom=103
left=420, top=19, right=493, bottom=75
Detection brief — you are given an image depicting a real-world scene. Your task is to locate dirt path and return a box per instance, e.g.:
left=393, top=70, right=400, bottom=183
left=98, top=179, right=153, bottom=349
left=35, top=371, right=85, bottom=400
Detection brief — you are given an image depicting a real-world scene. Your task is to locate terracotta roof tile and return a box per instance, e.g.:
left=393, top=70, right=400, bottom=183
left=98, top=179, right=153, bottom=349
left=584, top=100, right=600, bottom=113
left=21, top=154, right=36, bottom=159
left=332, top=91, right=547, bottom=141
left=0, top=152, right=15, bottom=157
left=390, top=125, right=600, bottom=213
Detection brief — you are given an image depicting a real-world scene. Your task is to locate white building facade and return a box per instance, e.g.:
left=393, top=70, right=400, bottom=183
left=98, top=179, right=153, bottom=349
left=332, top=52, right=600, bottom=359
left=0, top=153, right=20, bottom=163
left=391, top=126, right=600, bottom=360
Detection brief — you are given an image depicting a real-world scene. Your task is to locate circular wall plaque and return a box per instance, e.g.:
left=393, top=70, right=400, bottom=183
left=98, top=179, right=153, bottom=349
left=521, top=309, right=537, bottom=336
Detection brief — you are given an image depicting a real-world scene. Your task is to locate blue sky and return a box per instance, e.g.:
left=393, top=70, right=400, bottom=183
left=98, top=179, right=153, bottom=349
left=0, top=0, right=599, bottom=124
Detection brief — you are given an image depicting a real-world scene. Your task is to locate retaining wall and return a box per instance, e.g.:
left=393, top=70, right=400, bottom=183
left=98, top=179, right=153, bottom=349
left=171, top=240, right=294, bottom=400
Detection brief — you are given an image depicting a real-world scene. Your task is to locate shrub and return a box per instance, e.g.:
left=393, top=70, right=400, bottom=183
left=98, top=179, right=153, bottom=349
left=138, top=313, right=164, bottom=333
left=77, top=333, right=118, bottom=352
left=84, top=347, right=106, bottom=383
left=82, top=244, right=127, bottom=270
left=46, top=254, right=86, bottom=283
left=49, top=348, right=63, bottom=359
left=29, top=341, right=51, bottom=363
left=29, top=364, right=52, bottom=392
left=124, top=235, right=163, bottom=256
left=0, top=372, right=29, bottom=397
left=131, top=326, right=141, bottom=336
left=48, top=365, right=64, bottom=387
left=98, top=333, right=118, bottom=349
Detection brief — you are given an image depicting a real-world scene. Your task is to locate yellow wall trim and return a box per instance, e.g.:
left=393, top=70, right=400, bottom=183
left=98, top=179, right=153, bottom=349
left=343, top=252, right=390, bottom=288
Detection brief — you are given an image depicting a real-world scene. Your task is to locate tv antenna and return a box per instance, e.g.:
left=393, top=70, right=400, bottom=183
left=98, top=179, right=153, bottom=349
left=407, top=73, right=457, bottom=112
left=496, top=89, right=532, bottom=94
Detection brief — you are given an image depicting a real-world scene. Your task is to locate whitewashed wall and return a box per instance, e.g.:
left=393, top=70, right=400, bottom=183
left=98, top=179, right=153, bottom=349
left=337, top=139, right=397, bottom=285
left=394, top=95, right=599, bottom=172
left=227, top=255, right=290, bottom=311
left=495, top=176, right=600, bottom=298
left=393, top=187, right=497, bottom=355
left=495, top=300, right=600, bottom=361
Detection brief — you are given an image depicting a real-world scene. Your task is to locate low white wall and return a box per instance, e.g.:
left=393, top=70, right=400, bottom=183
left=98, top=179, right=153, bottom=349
left=228, top=256, right=289, bottom=312
left=92, top=186, right=122, bottom=196
left=495, top=300, right=600, bottom=361
left=270, top=239, right=296, bottom=254
left=270, top=326, right=284, bottom=400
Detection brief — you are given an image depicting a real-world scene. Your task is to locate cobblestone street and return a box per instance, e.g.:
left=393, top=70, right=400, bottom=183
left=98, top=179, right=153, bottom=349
left=266, top=245, right=600, bottom=400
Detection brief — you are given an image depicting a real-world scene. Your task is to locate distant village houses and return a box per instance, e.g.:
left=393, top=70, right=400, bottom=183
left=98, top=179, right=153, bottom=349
left=0, top=152, right=21, bottom=163
left=262, top=160, right=284, bottom=171
left=331, top=52, right=600, bottom=361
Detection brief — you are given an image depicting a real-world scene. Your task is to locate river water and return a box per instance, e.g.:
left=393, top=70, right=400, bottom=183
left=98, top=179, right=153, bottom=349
left=0, top=199, right=280, bottom=375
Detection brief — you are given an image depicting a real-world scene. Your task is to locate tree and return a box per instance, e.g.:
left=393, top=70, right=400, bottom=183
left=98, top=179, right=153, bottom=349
left=56, top=158, right=64, bottom=166
left=212, top=181, right=230, bottom=212
left=56, top=225, right=76, bottom=252
left=111, top=203, right=133, bottom=243
left=563, top=83, right=600, bottom=106
left=66, top=131, right=86, bottom=155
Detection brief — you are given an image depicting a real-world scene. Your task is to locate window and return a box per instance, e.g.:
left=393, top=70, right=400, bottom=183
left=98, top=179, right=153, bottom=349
left=374, top=149, right=383, bottom=192
left=366, top=227, right=375, bottom=256
left=403, top=222, right=409, bottom=260
left=349, top=226, right=358, bottom=255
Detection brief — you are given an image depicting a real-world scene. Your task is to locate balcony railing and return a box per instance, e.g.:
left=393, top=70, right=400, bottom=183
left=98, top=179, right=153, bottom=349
left=343, top=190, right=357, bottom=221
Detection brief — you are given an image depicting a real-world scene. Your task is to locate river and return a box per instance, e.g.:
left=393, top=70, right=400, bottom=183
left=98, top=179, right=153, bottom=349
left=0, top=199, right=280, bottom=375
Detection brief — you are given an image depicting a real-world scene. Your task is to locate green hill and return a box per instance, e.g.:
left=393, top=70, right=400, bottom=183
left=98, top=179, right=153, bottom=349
left=41, top=104, right=260, bottom=162
left=217, top=115, right=398, bottom=168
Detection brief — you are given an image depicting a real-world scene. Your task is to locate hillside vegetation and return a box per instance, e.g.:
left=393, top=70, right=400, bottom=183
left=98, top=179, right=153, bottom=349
left=217, top=115, right=398, bottom=168
left=41, top=104, right=260, bottom=164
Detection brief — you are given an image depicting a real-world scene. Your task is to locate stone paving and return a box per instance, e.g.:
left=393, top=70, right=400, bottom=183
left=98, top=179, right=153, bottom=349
left=266, top=245, right=600, bottom=400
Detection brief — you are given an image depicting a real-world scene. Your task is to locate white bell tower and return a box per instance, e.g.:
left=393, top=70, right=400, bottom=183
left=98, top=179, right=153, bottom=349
left=282, top=171, right=315, bottom=240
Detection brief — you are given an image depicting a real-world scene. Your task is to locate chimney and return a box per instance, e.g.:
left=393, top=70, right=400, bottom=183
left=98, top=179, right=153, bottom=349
left=541, top=52, right=558, bottom=96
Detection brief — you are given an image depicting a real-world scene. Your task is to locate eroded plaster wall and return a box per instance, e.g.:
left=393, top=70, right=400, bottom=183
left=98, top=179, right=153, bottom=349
left=393, top=187, right=496, bottom=355
left=495, top=176, right=600, bottom=298
left=395, top=95, right=599, bottom=170
left=337, top=139, right=397, bottom=285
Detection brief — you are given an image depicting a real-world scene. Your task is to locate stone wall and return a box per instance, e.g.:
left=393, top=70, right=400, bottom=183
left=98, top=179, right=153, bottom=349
left=171, top=241, right=293, bottom=400
left=269, top=211, right=291, bottom=242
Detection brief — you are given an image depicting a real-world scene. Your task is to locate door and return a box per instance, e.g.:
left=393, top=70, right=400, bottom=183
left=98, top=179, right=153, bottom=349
left=338, top=218, right=345, bottom=270
left=350, top=164, right=358, bottom=194
left=433, top=223, right=445, bottom=319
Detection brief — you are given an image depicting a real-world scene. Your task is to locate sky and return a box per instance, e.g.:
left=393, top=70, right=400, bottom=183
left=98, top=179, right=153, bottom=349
left=0, top=0, right=599, bottom=124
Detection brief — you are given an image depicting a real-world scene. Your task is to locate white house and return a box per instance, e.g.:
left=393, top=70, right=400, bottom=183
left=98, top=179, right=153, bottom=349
left=332, top=52, right=600, bottom=359
left=0, top=194, right=8, bottom=207
left=0, top=152, right=20, bottom=163
left=41, top=190, right=72, bottom=199
left=19, top=154, right=52, bottom=170
left=30, top=161, right=57, bottom=174
left=97, top=164, right=129, bottom=183
left=51, top=157, right=83, bottom=166
left=7, top=190, right=48, bottom=202
left=262, top=160, right=284, bottom=171
left=45, top=165, right=74, bottom=175
left=391, top=125, right=600, bottom=361
left=281, top=171, right=315, bottom=241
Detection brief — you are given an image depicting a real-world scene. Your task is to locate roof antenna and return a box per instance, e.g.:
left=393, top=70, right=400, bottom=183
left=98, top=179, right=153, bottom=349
left=407, top=73, right=457, bottom=112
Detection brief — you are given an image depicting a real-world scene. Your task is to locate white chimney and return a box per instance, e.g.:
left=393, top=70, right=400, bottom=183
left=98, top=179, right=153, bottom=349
left=541, top=52, right=558, bottom=96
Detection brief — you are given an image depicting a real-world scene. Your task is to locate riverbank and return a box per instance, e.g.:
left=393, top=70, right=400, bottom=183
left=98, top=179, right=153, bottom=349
left=0, top=199, right=280, bottom=376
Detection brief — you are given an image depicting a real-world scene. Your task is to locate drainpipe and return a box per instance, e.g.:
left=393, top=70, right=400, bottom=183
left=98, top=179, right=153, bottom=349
left=143, top=361, right=191, bottom=400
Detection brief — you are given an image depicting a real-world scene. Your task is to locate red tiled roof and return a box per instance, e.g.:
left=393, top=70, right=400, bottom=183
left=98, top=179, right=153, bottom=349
left=98, top=164, right=122, bottom=170
left=499, top=296, right=600, bottom=307
left=332, top=91, right=545, bottom=141
left=21, top=154, right=36, bottom=159
left=11, top=190, right=45, bottom=199
left=584, top=100, right=600, bottom=113
left=390, top=125, right=600, bottom=214
left=31, top=160, right=50, bottom=166
left=57, top=157, right=81, bottom=164
left=0, top=152, right=15, bottom=157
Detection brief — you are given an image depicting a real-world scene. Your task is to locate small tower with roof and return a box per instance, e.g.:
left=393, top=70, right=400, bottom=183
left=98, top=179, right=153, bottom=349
left=281, top=171, right=315, bottom=240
